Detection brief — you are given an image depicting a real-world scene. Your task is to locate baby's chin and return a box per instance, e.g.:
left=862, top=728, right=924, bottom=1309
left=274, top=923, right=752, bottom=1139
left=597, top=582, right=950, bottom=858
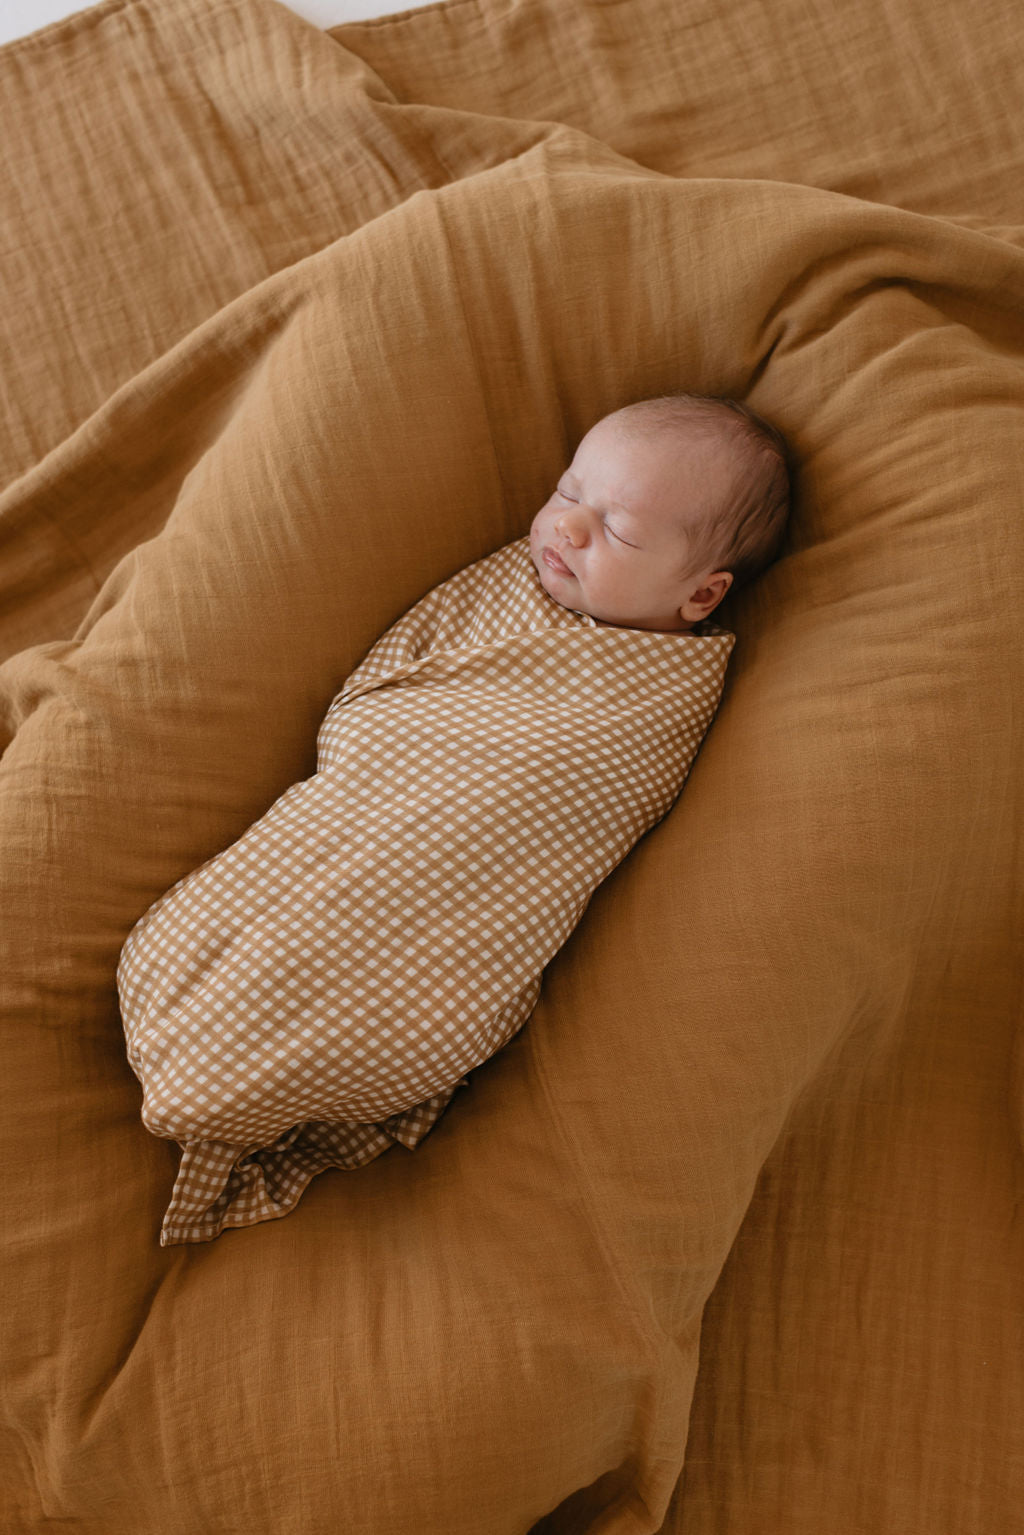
left=535, top=564, right=611, bottom=625
left=533, top=547, right=586, bottom=609
left=529, top=539, right=632, bottom=626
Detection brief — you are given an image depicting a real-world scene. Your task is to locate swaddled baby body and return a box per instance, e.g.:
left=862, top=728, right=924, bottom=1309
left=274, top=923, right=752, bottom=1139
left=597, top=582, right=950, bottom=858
left=117, top=392, right=791, bottom=1244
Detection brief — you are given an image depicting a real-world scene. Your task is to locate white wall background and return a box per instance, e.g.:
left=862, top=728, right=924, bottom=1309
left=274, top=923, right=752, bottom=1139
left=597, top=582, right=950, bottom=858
left=0, top=0, right=435, bottom=48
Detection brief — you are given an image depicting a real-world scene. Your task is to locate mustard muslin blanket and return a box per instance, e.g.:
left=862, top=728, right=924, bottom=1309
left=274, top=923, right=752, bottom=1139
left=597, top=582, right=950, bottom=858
left=116, top=535, right=734, bottom=1244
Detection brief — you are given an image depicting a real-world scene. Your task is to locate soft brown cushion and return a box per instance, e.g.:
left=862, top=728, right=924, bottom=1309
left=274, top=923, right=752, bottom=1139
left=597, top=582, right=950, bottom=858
left=1, top=0, right=1022, bottom=1530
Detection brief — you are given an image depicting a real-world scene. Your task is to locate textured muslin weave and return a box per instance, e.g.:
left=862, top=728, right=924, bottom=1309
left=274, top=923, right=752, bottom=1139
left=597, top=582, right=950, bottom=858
left=116, top=535, right=734, bottom=1244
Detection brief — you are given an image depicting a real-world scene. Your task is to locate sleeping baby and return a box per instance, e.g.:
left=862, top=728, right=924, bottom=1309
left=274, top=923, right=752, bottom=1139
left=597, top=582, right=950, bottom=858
left=529, top=391, right=790, bottom=631
left=117, top=391, right=792, bottom=1245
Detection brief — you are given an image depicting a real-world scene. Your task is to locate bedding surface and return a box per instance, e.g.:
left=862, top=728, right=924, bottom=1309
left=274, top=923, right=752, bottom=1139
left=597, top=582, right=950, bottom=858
left=1, top=0, right=1022, bottom=1531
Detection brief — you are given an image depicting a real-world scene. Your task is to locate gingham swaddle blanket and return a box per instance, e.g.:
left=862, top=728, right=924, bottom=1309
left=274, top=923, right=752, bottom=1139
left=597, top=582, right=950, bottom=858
left=117, top=535, right=735, bottom=1244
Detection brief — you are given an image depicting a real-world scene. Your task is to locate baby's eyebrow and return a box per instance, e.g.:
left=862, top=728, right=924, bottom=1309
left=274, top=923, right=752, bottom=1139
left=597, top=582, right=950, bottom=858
left=563, top=471, right=637, bottom=523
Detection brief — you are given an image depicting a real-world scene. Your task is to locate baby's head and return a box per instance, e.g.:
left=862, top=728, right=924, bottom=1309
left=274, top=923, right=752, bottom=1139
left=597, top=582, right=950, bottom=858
left=529, top=393, right=792, bottom=633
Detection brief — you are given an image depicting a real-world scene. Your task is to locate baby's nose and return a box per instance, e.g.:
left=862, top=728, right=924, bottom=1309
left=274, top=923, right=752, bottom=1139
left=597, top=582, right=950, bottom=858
left=556, top=511, right=586, bottom=545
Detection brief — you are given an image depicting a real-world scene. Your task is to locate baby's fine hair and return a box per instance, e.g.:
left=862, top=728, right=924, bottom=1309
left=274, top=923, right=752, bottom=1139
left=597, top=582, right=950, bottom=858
left=606, top=392, right=793, bottom=595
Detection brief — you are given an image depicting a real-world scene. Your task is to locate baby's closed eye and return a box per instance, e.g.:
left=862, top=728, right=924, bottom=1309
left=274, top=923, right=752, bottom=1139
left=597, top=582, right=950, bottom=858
left=556, top=490, right=635, bottom=546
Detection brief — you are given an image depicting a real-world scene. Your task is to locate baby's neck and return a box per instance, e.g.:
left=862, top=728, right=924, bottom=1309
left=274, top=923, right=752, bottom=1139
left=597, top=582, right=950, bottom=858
left=591, top=616, right=698, bottom=635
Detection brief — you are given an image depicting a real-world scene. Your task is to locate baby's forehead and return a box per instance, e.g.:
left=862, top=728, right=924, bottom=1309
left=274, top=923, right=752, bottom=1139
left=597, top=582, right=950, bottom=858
left=592, top=415, right=733, bottom=472
left=577, top=426, right=731, bottom=514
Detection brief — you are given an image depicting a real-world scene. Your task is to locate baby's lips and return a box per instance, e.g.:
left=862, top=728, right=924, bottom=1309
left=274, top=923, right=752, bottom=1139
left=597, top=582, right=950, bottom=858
left=544, top=546, right=573, bottom=574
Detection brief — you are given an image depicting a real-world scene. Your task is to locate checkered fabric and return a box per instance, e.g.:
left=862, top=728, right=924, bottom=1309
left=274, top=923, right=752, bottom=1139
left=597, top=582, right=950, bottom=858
left=116, top=536, right=735, bottom=1244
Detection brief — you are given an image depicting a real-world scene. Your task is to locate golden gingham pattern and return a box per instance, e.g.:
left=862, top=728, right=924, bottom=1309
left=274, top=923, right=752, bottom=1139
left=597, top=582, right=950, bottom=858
left=116, top=536, right=735, bottom=1244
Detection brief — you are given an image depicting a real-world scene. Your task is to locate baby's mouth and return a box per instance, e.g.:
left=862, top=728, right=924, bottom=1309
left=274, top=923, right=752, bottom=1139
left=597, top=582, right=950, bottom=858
left=543, top=546, right=573, bottom=576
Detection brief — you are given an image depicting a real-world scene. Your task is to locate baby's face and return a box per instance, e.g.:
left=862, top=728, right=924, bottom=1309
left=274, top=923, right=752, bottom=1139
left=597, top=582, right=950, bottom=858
left=529, top=416, right=734, bottom=633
